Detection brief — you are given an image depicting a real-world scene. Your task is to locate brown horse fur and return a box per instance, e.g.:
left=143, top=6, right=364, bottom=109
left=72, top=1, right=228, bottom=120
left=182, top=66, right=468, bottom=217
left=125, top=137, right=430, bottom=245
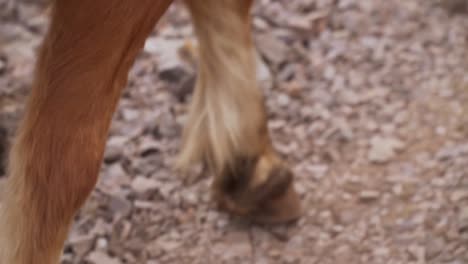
left=0, top=1, right=301, bottom=263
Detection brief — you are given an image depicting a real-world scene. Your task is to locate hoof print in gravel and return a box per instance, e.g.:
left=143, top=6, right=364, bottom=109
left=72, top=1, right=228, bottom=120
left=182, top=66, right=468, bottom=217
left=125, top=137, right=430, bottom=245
left=215, top=156, right=302, bottom=224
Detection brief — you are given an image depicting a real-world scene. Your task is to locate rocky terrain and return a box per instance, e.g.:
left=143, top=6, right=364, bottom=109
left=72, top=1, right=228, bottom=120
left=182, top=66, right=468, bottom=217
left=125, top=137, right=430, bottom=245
left=1, top=0, right=468, bottom=263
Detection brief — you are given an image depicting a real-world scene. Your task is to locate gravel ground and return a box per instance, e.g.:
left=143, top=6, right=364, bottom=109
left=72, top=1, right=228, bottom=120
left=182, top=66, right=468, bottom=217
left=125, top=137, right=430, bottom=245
left=1, top=0, right=468, bottom=263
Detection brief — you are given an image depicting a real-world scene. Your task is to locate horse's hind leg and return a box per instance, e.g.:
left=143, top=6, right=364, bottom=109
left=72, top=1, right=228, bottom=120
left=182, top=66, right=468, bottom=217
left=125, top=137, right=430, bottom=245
left=0, top=1, right=172, bottom=263
left=180, top=0, right=302, bottom=223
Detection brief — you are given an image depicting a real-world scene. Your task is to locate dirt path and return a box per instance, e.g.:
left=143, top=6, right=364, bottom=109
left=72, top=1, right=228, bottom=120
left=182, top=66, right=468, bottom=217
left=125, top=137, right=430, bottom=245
left=1, top=1, right=468, bottom=263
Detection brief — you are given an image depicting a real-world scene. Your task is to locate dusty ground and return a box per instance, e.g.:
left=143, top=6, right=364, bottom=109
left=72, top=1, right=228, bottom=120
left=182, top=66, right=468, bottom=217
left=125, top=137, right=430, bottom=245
left=1, top=0, right=468, bottom=263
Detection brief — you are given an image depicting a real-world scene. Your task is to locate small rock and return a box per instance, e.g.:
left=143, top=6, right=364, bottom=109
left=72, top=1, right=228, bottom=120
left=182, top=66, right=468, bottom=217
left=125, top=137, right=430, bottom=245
left=359, top=190, right=380, bottom=202
left=138, top=137, right=161, bottom=157
left=368, top=136, right=405, bottom=163
left=407, top=244, right=425, bottom=263
left=96, top=237, right=108, bottom=250
left=295, top=182, right=307, bottom=196
left=256, top=52, right=272, bottom=82
left=255, top=32, right=289, bottom=65
left=130, top=176, right=159, bottom=194
left=338, top=209, right=360, bottom=225
left=282, top=81, right=303, bottom=98
left=213, top=231, right=251, bottom=261
left=333, top=245, right=353, bottom=262
left=392, top=184, right=403, bottom=196
left=133, top=200, right=156, bottom=209
left=450, top=189, right=468, bottom=202
left=334, top=117, right=354, bottom=140
left=283, top=253, right=299, bottom=264
left=331, top=225, right=344, bottom=234
left=373, top=246, right=390, bottom=257
left=0, top=59, right=6, bottom=74
left=435, top=126, right=447, bottom=135
left=87, top=251, right=120, bottom=264
left=216, top=217, right=229, bottom=229
left=99, top=163, right=130, bottom=195
left=269, top=249, right=281, bottom=258
left=277, top=93, right=291, bottom=107
left=108, top=195, right=132, bottom=220
left=458, top=206, right=468, bottom=232
left=436, top=144, right=468, bottom=161
left=104, top=136, right=128, bottom=163
left=68, top=234, right=94, bottom=258
left=61, top=253, right=73, bottom=263
left=426, top=237, right=445, bottom=259
left=253, top=17, right=269, bottom=31
left=182, top=191, right=198, bottom=206
left=158, top=239, right=182, bottom=252
left=121, top=108, right=140, bottom=121
left=323, top=65, right=336, bottom=80
left=304, top=164, right=329, bottom=180
left=144, top=36, right=182, bottom=61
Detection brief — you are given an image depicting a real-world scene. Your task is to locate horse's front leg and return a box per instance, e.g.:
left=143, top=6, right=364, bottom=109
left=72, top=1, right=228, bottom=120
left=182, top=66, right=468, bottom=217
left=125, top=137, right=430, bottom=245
left=0, top=1, right=172, bottom=263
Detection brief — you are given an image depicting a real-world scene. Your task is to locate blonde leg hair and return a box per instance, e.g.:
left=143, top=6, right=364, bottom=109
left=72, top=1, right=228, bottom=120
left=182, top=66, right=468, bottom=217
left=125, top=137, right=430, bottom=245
left=180, top=0, right=302, bottom=222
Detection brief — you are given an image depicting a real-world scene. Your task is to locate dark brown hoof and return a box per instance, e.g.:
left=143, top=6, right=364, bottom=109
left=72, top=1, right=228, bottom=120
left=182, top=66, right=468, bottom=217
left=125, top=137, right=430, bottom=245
left=248, top=183, right=302, bottom=224
left=213, top=155, right=302, bottom=224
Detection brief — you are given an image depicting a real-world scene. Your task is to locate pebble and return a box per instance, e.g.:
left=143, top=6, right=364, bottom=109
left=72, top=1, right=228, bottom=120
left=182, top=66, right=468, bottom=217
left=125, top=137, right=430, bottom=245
left=450, top=189, right=468, bottom=202
left=458, top=206, right=468, bottom=232
left=130, top=176, right=159, bottom=194
left=87, top=251, right=120, bottom=264
left=0, top=59, right=6, bottom=74
left=359, top=190, right=381, bottom=202
left=368, top=136, right=405, bottom=163
left=96, top=237, right=108, bottom=250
